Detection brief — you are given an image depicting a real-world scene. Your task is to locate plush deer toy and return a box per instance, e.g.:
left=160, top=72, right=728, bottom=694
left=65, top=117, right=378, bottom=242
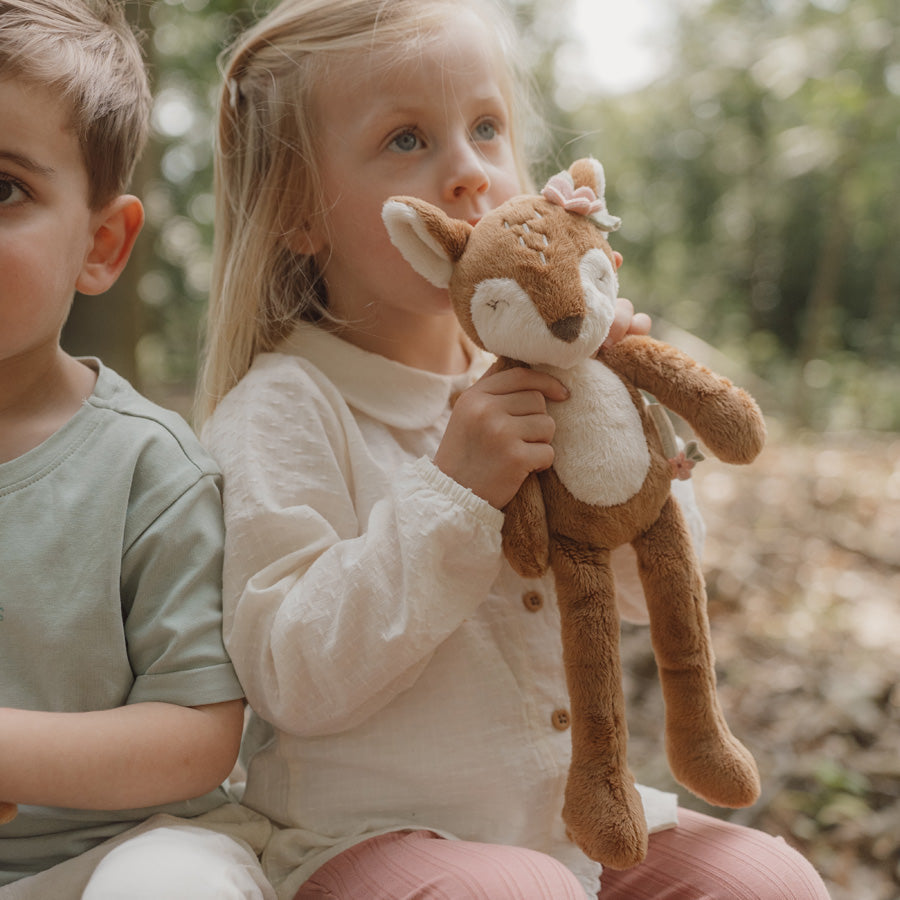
left=383, top=158, right=764, bottom=870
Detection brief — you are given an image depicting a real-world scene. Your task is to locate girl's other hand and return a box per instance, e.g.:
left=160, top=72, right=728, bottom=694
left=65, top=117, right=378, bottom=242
left=602, top=297, right=652, bottom=350
left=434, top=365, right=568, bottom=510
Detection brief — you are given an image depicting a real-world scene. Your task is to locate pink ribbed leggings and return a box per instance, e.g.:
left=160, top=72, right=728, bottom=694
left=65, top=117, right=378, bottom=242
left=292, top=808, right=830, bottom=899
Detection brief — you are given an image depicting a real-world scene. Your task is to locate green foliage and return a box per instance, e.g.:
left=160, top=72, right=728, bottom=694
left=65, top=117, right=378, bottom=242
left=130, top=0, right=271, bottom=386
left=555, top=0, right=900, bottom=429
left=134, top=0, right=900, bottom=430
left=779, top=757, right=873, bottom=840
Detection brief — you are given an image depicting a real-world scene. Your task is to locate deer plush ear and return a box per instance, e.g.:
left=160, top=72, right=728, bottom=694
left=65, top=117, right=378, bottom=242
left=382, top=197, right=472, bottom=288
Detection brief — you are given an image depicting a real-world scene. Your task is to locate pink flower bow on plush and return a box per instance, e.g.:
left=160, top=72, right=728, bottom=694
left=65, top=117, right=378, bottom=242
left=541, top=173, right=606, bottom=217
left=669, top=451, right=696, bottom=481
left=668, top=441, right=706, bottom=481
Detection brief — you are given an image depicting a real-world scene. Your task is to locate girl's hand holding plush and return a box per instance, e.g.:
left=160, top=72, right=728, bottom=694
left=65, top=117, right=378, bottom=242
left=434, top=366, right=568, bottom=510
left=603, top=296, right=652, bottom=348
left=434, top=297, right=647, bottom=510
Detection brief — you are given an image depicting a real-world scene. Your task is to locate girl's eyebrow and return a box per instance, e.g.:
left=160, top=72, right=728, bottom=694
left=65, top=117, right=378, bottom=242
left=0, top=149, right=55, bottom=177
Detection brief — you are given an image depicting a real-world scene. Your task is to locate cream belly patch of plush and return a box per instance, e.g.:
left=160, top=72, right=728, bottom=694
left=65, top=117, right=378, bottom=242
left=544, top=359, right=649, bottom=507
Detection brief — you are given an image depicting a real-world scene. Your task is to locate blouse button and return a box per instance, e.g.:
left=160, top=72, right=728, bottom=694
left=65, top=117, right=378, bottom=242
left=551, top=709, right=571, bottom=731
left=522, top=591, right=543, bottom=612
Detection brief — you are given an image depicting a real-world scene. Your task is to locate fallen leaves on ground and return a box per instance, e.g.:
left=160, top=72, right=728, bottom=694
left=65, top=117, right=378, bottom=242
left=621, top=424, right=900, bottom=900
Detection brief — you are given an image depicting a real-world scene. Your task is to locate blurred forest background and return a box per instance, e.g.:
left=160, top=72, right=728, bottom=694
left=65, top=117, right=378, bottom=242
left=61, top=0, right=899, bottom=897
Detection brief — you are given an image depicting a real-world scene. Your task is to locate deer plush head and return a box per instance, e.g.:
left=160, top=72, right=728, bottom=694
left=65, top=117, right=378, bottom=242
left=383, top=157, right=622, bottom=370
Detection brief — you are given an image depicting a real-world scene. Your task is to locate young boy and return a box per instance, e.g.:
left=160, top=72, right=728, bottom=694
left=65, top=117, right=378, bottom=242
left=0, top=2, right=272, bottom=896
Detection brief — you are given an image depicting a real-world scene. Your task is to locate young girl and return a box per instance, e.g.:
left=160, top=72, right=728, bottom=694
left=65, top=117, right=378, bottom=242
left=198, top=1, right=831, bottom=898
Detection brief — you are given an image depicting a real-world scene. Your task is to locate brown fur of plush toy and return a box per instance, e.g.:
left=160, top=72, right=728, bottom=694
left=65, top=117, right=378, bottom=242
left=0, top=802, right=16, bottom=826
left=383, top=158, right=763, bottom=870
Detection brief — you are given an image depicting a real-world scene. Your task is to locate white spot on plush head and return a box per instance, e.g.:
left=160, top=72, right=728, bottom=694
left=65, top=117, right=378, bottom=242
left=470, top=268, right=611, bottom=369
left=470, top=279, right=547, bottom=363
left=579, top=249, right=618, bottom=346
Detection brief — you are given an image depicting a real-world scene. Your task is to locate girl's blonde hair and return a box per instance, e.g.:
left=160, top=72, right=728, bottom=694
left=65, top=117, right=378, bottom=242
left=0, top=0, right=150, bottom=209
left=196, top=0, right=540, bottom=422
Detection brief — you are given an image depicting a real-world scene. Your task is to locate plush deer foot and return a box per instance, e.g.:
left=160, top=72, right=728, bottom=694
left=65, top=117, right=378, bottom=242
left=667, top=724, right=761, bottom=809
left=0, top=802, right=17, bottom=825
left=563, top=774, right=649, bottom=870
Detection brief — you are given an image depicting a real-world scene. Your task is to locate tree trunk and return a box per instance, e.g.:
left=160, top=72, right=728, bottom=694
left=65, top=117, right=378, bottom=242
left=792, top=173, right=851, bottom=426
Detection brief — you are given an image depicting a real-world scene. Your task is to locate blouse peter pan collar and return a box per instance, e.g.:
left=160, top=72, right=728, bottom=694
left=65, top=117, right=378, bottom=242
left=279, top=322, right=487, bottom=430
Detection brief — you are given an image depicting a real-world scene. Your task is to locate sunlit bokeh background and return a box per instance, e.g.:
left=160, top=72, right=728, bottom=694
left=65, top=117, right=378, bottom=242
left=64, top=0, right=900, bottom=435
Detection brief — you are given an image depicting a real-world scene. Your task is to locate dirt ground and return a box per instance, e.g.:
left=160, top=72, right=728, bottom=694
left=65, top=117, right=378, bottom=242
left=620, top=424, right=900, bottom=900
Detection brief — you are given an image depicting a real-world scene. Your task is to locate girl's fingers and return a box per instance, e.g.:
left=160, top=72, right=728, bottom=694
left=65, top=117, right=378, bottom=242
left=628, top=311, right=652, bottom=335
left=477, top=365, right=569, bottom=402
left=602, top=297, right=635, bottom=348
left=601, top=298, right=652, bottom=350
left=494, top=391, right=560, bottom=418
left=436, top=364, right=566, bottom=508
left=514, top=413, right=556, bottom=445
left=520, top=440, right=555, bottom=474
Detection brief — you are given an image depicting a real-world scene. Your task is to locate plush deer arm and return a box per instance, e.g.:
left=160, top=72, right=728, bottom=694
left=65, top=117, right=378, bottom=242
left=601, top=336, right=766, bottom=465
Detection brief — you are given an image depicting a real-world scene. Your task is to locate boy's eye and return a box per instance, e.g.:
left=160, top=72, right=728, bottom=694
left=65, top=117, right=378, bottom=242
left=389, top=130, right=422, bottom=153
left=473, top=120, right=498, bottom=142
left=0, top=177, right=28, bottom=206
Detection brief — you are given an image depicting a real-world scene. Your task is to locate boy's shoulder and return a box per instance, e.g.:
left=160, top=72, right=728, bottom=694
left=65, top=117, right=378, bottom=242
left=86, top=360, right=219, bottom=480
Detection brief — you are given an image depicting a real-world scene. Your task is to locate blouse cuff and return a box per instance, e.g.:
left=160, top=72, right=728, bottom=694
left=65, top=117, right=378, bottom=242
left=412, top=456, right=505, bottom=532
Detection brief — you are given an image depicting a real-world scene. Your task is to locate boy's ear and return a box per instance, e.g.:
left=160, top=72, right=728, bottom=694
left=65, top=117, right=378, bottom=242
left=76, top=195, right=145, bottom=296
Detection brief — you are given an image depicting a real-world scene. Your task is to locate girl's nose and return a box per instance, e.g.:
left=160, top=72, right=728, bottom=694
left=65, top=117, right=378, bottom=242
left=445, top=142, right=490, bottom=200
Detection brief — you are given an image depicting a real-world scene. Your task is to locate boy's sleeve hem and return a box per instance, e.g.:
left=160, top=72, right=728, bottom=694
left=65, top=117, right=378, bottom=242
left=127, top=663, right=245, bottom=707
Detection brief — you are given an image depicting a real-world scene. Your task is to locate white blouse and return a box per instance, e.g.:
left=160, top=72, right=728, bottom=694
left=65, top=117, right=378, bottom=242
left=203, top=323, right=680, bottom=900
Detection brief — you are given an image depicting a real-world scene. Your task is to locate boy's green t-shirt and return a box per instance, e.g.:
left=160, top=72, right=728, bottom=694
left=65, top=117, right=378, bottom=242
left=0, top=361, right=244, bottom=886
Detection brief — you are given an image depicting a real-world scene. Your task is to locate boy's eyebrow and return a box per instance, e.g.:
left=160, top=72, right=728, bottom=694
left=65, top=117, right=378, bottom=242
left=0, top=149, right=55, bottom=177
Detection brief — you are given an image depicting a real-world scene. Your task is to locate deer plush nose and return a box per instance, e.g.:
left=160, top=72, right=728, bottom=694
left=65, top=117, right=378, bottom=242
left=549, top=315, right=583, bottom=343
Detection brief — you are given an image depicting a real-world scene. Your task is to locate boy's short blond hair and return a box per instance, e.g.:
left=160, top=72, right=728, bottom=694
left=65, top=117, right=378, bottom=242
left=0, top=0, right=151, bottom=208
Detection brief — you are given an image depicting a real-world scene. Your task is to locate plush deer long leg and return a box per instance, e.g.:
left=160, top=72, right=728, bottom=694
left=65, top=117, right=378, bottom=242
left=551, top=535, right=649, bottom=870
left=501, top=471, right=550, bottom=579
left=633, top=496, right=760, bottom=809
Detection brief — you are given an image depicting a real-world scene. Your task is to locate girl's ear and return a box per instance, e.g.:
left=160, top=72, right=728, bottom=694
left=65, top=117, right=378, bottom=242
left=289, top=230, right=326, bottom=255
left=76, top=195, right=145, bottom=296
left=382, top=197, right=472, bottom=288
left=284, top=219, right=327, bottom=256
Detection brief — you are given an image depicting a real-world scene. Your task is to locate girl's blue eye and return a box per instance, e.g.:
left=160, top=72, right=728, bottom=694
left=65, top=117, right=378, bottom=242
left=473, top=120, right=497, bottom=142
left=389, top=131, right=421, bottom=153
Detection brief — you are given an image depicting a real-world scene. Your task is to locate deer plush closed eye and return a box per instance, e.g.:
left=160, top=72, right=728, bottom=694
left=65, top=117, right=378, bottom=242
left=382, top=158, right=764, bottom=870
